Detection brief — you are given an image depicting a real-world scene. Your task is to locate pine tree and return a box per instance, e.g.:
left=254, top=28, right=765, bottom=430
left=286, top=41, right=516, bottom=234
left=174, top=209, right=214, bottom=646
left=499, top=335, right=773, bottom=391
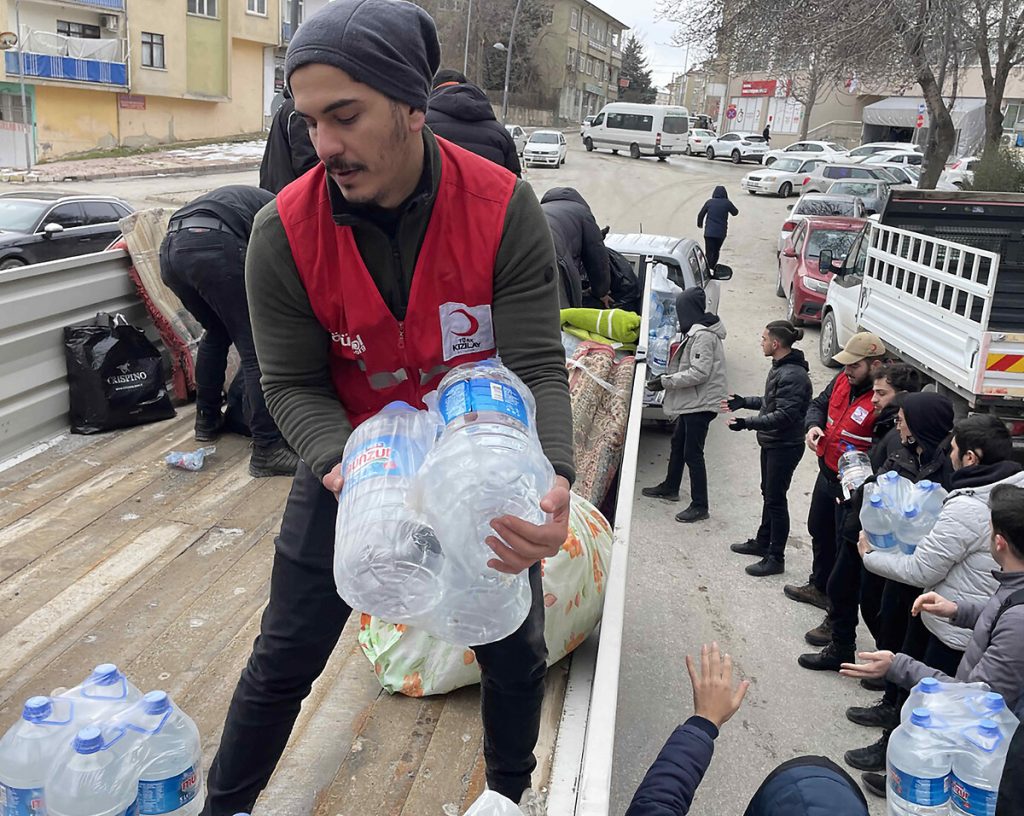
left=618, top=36, right=657, bottom=103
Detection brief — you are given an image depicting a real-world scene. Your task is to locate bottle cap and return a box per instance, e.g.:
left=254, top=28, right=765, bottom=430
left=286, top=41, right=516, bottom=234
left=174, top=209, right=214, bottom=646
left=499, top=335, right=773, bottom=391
left=980, top=719, right=999, bottom=736
left=143, top=690, right=171, bottom=715
left=984, top=692, right=1006, bottom=712
left=903, top=505, right=919, bottom=519
left=90, top=663, right=121, bottom=686
left=869, top=495, right=884, bottom=507
left=910, top=707, right=931, bottom=726
left=920, top=677, right=941, bottom=693
left=22, top=696, right=52, bottom=722
left=918, top=480, right=935, bottom=491
left=73, top=726, right=103, bottom=754
left=383, top=401, right=416, bottom=413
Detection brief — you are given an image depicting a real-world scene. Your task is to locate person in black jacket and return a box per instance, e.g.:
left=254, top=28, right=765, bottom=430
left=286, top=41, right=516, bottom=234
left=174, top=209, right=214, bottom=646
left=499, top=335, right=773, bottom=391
left=540, top=187, right=611, bottom=308
left=425, top=69, right=521, bottom=176
left=696, top=185, right=738, bottom=269
left=723, top=321, right=812, bottom=577
left=160, top=186, right=298, bottom=478
left=259, top=91, right=320, bottom=194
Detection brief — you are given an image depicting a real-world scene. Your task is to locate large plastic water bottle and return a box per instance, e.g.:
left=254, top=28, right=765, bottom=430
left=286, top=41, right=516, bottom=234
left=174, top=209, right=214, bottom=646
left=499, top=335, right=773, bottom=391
left=415, top=359, right=555, bottom=645
left=838, top=445, right=872, bottom=498
left=0, top=696, right=77, bottom=815
left=125, top=692, right=202, bottom=816
left=895, top=505, right=933, bottom=555
left=911, top=480, right=948, bottom=517
left=964, top=691, right=1019, bottom=729
left=64, top=663, right=144, bottom=723
left=887, top=708, right=952, bottom=815
left=878, top=471, right=906, bottom=510
left=951, top=719, right=1009, bottom=815
left=648, top=326, right=672, bottom=374
left=904, top=678, right=958, bottom=723
left=861, top=493, right=897, bottom=551
left=334, top=401, right=443, bottom=624
left=46, top=726, right=140, bottom=816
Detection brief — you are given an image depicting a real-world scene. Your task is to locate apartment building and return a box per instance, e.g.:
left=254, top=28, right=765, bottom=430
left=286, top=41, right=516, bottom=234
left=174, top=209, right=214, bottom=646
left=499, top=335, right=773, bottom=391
left=0, top=0, right=283, bottom=164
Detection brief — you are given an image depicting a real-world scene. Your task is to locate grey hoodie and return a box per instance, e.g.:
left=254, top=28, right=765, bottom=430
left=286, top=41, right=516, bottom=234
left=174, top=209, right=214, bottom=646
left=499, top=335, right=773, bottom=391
left=661, top=321, right=728, bottom=416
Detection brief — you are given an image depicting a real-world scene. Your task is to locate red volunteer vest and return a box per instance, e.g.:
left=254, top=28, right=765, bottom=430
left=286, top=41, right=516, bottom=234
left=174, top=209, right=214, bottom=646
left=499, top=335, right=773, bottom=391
left=276, top=138, right=516, bottom=427
left=819, top=373, right=876, bottom=472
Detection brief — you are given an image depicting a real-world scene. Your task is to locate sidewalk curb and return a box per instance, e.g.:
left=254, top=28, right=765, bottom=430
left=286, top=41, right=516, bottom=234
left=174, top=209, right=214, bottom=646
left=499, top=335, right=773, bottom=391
left=1, top=157, right=262, bottom=184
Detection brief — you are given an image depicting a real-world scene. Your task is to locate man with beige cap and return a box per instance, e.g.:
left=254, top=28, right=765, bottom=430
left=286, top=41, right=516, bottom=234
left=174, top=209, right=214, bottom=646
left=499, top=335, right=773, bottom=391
left=785, top=334, right=888, bottom=667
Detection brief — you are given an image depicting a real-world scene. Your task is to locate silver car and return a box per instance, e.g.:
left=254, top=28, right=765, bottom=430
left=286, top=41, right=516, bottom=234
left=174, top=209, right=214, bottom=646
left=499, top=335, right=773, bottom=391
left=800, top=162, right=899, bottom=194
left=825, top=179, right=897, bottom=214
left=741, top=156, right=828, bottom=197
left=505, top=124, right=527, bottom=155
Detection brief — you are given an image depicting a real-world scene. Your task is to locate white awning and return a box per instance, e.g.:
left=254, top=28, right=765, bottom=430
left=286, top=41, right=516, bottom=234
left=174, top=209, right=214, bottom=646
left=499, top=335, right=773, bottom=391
left=862, top=96, right=985, bottom=129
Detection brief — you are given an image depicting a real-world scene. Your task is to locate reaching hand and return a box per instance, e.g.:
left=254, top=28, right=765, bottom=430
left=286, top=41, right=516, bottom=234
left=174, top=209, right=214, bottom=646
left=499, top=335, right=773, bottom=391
left=486, top=476, right=571, bottom=575
left=686, top=642, right=750, bottom=729
left=839, top=650, right=895, bottom=680
left=727, top=418, right=746, bottom=432
left=857, top=531, right=874, bottom=558
left=725, top=394, right=746, bottom=412
left=321, top=463, right=344, bottom=498
left=600, top=294, right=615, bottom=309
left=912, top=592, right=958, bottom=620
left=646, top=376, right=665, bottom=393
left=805, top=427, right=824, bottom=452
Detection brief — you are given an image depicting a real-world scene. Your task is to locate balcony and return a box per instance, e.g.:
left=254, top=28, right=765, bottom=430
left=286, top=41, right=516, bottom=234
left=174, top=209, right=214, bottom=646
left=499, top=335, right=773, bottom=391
left=5, top=31, right=127, bottom=88
left=59, top=0, right=125, bottom=8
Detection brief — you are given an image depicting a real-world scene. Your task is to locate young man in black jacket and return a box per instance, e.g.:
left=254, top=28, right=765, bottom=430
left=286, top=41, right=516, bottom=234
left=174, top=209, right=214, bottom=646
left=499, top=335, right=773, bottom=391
left=259, top=91, right=320, bottom=194
left=540, top=187, right=611, bottom=309
left=723, top=320, right=812, bottom=577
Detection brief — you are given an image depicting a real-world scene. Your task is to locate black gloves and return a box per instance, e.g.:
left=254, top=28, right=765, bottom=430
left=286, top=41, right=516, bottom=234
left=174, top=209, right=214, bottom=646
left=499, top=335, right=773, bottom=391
left=728, top=418, right=747, bottom=431
left=726, top=395, right=746, bottom=412
left=646, top=376, right=665, bottom=392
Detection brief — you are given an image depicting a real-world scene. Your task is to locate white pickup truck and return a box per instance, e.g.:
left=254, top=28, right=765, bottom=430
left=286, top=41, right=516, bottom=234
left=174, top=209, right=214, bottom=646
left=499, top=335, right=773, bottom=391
left=819, top=189, right=1024, bottom=432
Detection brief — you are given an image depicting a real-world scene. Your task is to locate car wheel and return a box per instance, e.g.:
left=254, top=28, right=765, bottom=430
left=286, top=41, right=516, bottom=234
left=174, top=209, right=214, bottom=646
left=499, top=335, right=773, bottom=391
left=748, top=189, right=757, bottom=195
left=953, top=180, right=964, bottom=189
left=0, top=257, right=25, bottom=270
left=706, top=147, right=715, bottom=160
left=630, top=143, right=641, bottom=160
left=685, top=144, right=692, bottom=156
left=820, top=312, right=841, bottom=368
left=611, top=148, right=618, bottom=154
left=778, top=181, right=792, bottom=198
left=584, top=137, right=594, bottom=152
left=765, top=156, right=776, bottom=166
left=731, top=150, right=742, bottom=164
left=776, top=263, right=786, bottom=298
left=657, top=155, right=667, bottom=162
left=787, top=286, right=802, bottom=326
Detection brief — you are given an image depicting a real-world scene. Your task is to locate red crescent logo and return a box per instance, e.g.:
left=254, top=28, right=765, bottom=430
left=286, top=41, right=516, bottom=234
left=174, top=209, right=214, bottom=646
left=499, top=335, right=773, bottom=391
left=451, top=308, right=480, bottom=337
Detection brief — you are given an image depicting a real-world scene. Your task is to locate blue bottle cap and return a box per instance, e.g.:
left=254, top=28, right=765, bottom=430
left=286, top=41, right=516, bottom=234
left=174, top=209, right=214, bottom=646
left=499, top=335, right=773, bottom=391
left=383, top=401, right=416, bottom=413
left=22, top=696, right=52, bottom=722
left=910, top=708, right=932, bottom=726
left=90, top=663, right=121, bottom=685
left=919, top=480, right=936, bottom=491
left=869, top=495, right=884, bottom=507
left=980, top=719, right=999, bottom=736
left=984, top=692, right=1006, bottom=711
left=903, top=505, right=919, bottom=519
left=143, top=690, right=171, bottom=715
left=73, top=726, right=103, bottom=754
left=920, top=678, right=941, bottom=693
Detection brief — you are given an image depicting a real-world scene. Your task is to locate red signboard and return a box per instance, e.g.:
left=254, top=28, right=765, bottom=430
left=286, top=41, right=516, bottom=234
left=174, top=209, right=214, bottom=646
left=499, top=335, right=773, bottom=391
left=618, top=77, right=629, bottom=88
left=118, top=94, right=146, bottom=110
left=741, top=80, right=777, bottom=97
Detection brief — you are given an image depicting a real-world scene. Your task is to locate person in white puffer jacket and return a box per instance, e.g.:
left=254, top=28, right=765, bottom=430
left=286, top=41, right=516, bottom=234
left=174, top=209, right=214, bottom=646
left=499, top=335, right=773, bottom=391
left=859, top=414, right=1024, bottom=653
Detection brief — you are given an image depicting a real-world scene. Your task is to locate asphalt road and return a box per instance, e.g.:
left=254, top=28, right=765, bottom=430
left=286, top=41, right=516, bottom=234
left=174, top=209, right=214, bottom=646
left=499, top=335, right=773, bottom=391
left=15, top=140, right=885, bottom=814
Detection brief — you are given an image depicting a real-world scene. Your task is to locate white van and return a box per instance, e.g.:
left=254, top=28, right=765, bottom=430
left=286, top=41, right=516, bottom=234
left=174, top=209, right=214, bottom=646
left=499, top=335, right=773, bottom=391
left=582, top=103, right=690, bottom=160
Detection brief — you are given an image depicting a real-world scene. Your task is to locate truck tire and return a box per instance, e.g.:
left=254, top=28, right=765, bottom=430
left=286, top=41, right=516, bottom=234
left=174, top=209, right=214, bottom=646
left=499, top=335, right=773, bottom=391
left=819, top=312, right=841, bottom=368
left=584, top=137, right=594, bottom=152
left=630, top=143, right=641, bottom=160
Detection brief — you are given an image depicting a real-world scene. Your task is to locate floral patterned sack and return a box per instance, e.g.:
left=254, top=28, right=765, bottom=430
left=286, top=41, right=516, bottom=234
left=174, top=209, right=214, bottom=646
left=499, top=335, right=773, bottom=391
left=357, top=493, right=613, bottom=697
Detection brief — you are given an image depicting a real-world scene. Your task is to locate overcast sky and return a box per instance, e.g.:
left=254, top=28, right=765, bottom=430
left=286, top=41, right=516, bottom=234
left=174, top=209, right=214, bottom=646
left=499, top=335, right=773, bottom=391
left=596, top=0, right=700, bottom=88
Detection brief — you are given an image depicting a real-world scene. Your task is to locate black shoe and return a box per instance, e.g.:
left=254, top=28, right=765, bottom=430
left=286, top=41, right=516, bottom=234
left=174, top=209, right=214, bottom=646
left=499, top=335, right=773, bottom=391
left=783, top=582, right=829, bottom=610
left=860, top=677, right=887, bottom=692
left=675, top=505, right=710, bottom=523
left=745, top=556, right=784, bottom=577
left=194, top=409, right=224, bottom=442
left=249, top=441, right=299, bottom=478
left=844, top=731, right=889, bottom=772
left=861, top=772, right=886, bottom=798
left=846, top=699, right=899, bottom=729
left=797, top=642, right=855, bottom=672
left=804, top=614, right=833, bottom=647
left=731, top=538, right=768, bottom=556
left=642, top=483, right=680, bottom=501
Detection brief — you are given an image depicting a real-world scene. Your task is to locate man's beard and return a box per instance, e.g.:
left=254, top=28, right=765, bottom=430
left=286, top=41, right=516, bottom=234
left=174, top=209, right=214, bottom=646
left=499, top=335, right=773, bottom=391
left=326, top=107, right=410, bottom=208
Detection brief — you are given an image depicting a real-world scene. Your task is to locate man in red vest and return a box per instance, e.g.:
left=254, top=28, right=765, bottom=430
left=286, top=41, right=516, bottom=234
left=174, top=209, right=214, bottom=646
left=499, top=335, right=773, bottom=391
left=783, top=334, right=886, bottom=664
left=199, top=1, right=574, bottom=813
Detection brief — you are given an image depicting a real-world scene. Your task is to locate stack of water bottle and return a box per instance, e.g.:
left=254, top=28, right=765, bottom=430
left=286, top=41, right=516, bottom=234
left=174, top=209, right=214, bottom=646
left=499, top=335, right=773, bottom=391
left=646, top=285, right=678, bottom=377
left=0, top=663, right=202, bottom=816
left=334, top=358, right=555, bottom=647
left=859, top=470, right=948, bottom=555
left=887, top=678, right=1018, bottom=815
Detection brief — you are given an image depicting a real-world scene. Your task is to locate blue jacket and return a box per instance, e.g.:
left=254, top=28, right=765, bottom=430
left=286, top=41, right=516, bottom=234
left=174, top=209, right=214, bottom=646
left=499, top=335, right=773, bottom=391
left=696, top=186, right=739, bottom=239
left=624, top=717, right=718, bottom=816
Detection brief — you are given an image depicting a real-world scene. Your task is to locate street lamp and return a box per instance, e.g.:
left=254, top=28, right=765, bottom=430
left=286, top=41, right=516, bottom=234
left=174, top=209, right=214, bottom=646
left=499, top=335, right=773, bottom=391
left=492, top=0, right=523, bottom=122
left=462, top=0, right=473, bottom=76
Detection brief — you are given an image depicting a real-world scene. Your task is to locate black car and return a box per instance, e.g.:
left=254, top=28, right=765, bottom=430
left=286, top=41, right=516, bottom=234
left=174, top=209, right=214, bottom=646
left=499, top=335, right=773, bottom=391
left=0, top=192, right=134, bottom=269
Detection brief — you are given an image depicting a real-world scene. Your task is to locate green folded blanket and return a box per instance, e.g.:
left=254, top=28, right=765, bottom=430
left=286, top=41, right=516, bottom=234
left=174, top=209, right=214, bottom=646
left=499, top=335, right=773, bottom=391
left=560, top=308, right=641, bottom=344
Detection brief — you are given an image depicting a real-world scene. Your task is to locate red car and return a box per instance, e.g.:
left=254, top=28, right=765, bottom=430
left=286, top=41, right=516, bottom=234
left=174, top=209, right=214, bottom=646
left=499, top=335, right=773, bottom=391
left=776, top=216, right=864, bottom=325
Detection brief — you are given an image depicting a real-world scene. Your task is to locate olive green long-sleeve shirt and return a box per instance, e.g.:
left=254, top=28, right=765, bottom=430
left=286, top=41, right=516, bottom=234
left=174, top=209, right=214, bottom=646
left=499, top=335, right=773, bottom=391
left=245, top=130, right=575, bottom=483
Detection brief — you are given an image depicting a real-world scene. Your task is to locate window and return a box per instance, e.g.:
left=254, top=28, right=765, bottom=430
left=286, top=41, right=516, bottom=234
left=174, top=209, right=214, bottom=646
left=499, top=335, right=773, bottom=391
left=611, top=30, right=620, bottom=48
left=721, top=134, right=738, bottom=141
left=571, top=10, right=578, bottom=30
left=567, top=47, right=575, bottom=67
left=188, top=0, right=217, bottom=17
left=792, top=222, right=807, bottom=253
left=586, top=58, right=593, bottom=75
left=591, top=22, right=602, bottom=41
left=592, top=113, right=604, bottom=126
left=663, top=116, right=689, bottom=134
left=81, top=201, right=123, bottom=225
left=43, top=203, right=84, bottom=230
left=141, top=32, right=165, bottom=69
left=57, top=21, right=100, bottom=39
left=247, top=0, right=268, bottom=14
left=578, top=53, right=585, bottom=71
left=606, top=113, right=654, bottom=132
left=806, top=144, right=824, bottom=152
left=807, top=228, right=858, bottom=259
left=582, top=14, right=589, bottom=35
left=689, top=247, right=710, bottom=285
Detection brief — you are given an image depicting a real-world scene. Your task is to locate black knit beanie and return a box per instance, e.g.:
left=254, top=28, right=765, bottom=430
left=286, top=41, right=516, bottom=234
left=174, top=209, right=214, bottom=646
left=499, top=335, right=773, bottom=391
left=285, top=0, right=441, bottom=112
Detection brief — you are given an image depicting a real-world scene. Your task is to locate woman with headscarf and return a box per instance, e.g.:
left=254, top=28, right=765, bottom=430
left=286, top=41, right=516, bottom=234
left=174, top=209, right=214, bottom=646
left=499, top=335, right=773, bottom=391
left=642, top=288, right=728, bottom=523
left=696, top=185, right=738, bottom=269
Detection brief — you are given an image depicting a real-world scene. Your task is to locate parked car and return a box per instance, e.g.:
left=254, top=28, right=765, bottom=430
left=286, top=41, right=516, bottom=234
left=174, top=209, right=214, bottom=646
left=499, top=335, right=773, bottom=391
left=861, top=149, right=923, bottom=167
left=704, top=131, right=769, bottom=163
left=886, top=164, right=960, bottom=190
left=582, top=103, right=691, bottom=160
left=689, top=113, right=715, bottom=132
left=825, top=179, right=898, bottom=214
left=801, top=162, right=899, bottom=193
left=685, top=128, right=716, bottom=156
left=778, top=192, right=866, bottom=255
left=741, top=156, right=828, bottom=197
left=505, top=124, right=527, bottom=155
left=846, top=141, right=921, bottom=162
left=580, top=115, right=595, bottom=134
left=777, top=215, right=864, bottom=325
left=523, top=129, right=567, bottom=168
left=762, top=140, right=847, bottom=167
left=819, top=226, right=868, bottom=367
left=940, top=155, right=980, bottom=188
left=0, top=192, right=133, bottom=270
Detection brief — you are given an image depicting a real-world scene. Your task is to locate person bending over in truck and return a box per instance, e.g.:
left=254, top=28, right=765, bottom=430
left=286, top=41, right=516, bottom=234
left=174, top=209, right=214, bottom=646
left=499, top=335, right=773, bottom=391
left=199, top=2, right=573, bottom=813
left=624, top=642, right=869, bottom=816
left=841, top=482, right=1024, bottom=800
left=840, top=414, right=1024, bottom=783
left=784, top=332, right=885, bottom=624
left=159, top=185, right=299, bottom=478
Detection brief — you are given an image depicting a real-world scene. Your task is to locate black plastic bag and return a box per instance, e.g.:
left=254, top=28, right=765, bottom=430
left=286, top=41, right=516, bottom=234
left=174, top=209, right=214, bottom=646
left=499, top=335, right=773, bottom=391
left=64, top=313, right=176, bottom=434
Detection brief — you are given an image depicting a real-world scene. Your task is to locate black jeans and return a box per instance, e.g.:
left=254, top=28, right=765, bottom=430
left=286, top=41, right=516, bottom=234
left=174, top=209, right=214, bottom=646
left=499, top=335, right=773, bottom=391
left=890, top=613, right=964, bottom=709
left=828, top=536, right=864, bottom=646
left=806, top=471, right=844, bottom=593
left=201, top=464, right=548, bottom=814
left=664, top=411, right=716, bottom=509
left=159, top=227, right=280, bottom=446
left=754, top=445, right=804, bottom=559
left=704, top=235, right=725, bottom=269
left=879, top=579, right=925, bottom=706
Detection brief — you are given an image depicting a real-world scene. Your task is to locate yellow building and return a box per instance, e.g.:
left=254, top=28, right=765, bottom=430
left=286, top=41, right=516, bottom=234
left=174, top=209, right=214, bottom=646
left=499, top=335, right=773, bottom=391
left=0, top=0, right=283, bottom=164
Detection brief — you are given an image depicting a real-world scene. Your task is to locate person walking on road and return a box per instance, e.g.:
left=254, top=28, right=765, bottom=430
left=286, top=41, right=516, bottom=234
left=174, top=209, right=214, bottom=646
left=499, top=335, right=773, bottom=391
left=200, top=2, right=574, bottom=813
left=762, top=124, right=771, bottom=145
left=724, top=320, right=812, bottom=577
left=540, top=187, right=611, bottom=309
left=642, top=287, right=728, bottom=524
left=696, top=186, right=738, bottom=270
left=159, top=185, right=299, bottom=478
